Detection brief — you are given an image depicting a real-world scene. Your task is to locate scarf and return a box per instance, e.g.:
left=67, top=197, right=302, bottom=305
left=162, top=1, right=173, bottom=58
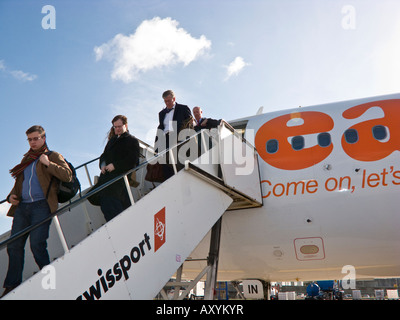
left=10, top=143, right=49, bottom=179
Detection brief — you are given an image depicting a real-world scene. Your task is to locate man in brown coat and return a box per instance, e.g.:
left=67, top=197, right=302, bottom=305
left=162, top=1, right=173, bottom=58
left=2, top=125, right=72, bottom=297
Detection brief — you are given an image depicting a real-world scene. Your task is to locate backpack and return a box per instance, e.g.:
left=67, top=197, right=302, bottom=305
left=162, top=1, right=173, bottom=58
left=46, top=152, right=81, bottom=203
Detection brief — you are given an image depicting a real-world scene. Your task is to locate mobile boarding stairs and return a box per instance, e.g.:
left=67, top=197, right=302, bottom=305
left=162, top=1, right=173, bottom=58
left=0, top=121, right=262, bottom=300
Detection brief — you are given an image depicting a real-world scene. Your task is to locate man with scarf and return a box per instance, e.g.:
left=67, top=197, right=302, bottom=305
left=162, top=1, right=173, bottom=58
left=1, top=125, right=72, bottom=297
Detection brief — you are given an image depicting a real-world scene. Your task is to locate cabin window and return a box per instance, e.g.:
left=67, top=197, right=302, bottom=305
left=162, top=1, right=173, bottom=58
left=372, top=125, right=387, bottom=141
left=266, top=139, right=278, bottom=154
left=318, top=132, right=331, bottom=147
left=291, top=136, right=304, bottom=150
left=344, top=129, right=358, bottom=144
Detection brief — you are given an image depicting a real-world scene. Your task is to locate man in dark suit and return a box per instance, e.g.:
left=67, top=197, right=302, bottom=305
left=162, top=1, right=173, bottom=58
left=156, top=90, right=192, bottom=179
left=157, top=90, right=192, bottom=142
left=192, top=106, right=222, bottom=160
left=192, top=106, right=221, bottom=132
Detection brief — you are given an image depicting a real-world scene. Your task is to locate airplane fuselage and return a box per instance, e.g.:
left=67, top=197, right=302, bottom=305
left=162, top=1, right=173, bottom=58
left=188, top=93, right=400, bottom=282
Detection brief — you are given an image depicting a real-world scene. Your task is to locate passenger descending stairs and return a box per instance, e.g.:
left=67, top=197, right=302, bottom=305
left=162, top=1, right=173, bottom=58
left=1, top=122, right=262, bottom=300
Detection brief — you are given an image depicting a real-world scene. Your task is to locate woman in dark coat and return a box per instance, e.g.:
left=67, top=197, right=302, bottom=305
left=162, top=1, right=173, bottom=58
left=95, top=115, right=139, bottom=222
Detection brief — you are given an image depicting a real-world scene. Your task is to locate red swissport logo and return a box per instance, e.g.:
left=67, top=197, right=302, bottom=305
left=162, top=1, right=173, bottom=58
left=154, top=207, right=166, bottom=252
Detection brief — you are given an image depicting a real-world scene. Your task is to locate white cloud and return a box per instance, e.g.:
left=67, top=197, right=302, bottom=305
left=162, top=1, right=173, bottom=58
left=0, top=60, right=37, bottom=82
left=94, top=17, right=212, bottom=83
left=10, top=70, right=37, bottom=82
left=224, top=56, right=250, bottom=80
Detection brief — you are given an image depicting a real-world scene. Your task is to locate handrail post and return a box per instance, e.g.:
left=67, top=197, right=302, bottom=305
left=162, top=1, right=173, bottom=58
left=169, top=148, right=178, bottom=175
left=123, top=175, right=135, bottom=206
left=84, top=165, right=93, bottom=187
left=52, top=216, right=69, bottom=253
left=200, top=129, right=208, bottom=156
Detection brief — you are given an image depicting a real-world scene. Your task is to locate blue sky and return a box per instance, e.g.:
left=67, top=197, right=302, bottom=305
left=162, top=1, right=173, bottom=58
left=1, top=0, right=400, bottom=233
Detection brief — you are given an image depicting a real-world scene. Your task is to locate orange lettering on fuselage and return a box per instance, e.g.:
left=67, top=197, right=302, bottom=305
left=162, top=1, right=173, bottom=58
left=342, top=99, right=400, bottom=161
left=255, top=99, right=400, bottom=171
left=255, top=111, right=334, bottom=170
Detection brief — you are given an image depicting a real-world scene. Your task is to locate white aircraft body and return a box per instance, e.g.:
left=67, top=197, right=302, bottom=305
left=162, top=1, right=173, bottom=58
left=185, top=92, right=400, bottom=283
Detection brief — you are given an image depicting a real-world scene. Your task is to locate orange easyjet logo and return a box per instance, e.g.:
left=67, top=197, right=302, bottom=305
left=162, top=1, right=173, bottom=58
left=255, top=99, right=400, bottom=170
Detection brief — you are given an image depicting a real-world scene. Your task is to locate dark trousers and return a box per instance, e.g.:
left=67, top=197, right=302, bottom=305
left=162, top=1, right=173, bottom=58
left=100, top=183, right=130, bottom=222
left=4, top=200, right=51, bottom=289
left=161, top=133, right=186, bottom=180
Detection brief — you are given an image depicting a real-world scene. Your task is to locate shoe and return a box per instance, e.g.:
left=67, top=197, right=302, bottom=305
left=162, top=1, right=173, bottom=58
left=1, top=286, right=16, bottom=298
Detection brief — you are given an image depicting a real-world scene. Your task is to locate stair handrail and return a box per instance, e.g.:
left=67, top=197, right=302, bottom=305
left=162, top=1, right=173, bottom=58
left=0, top=121, right=256, bottom=252
left=0, top=130, right=202, bottom=251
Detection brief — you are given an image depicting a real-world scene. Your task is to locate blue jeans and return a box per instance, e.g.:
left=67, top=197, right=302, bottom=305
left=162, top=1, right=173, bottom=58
left=4, top=200, right=51, bottom=288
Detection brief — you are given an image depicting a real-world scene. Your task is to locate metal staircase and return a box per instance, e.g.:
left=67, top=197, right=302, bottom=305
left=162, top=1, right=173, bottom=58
left=0, top=122, right=262, bottom=300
